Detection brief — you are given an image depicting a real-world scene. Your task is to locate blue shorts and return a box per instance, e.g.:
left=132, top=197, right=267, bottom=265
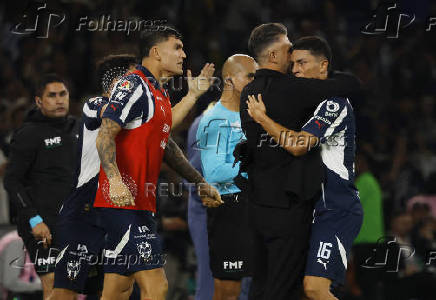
left=54, top=218, right=105, bottom=293
left=305, top=210, right=362, bottom=285
left=54, top=177, right=105, bottom=294
left=97, top=208, right=165, bottom=275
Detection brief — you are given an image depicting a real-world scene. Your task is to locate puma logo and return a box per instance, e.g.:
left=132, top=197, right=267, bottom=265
left=317, top=258, right=328, bottom=270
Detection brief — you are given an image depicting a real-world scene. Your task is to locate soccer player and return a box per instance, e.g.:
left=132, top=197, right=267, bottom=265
left=4, top=74, right=77, bottom=300
left=94, top=27, right=221, bottom=300
left=246, top=36, right=363, bottom=300
left=52, top=51, right=217, bottom=299
left=51, top=54, right=138, bottom=300
left=197, top=54, right=256, bottom=300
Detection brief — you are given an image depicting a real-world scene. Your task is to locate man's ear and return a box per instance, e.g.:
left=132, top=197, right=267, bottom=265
left=35, top=96, right=42, bottom=108
left=223, top=76, right=234, bottom=91
left=224, top=76, right=234, bottom=86
left=268, top=50, right=277, bottom=64
left=320, top=60, right=329, bottom=74
left=151, top=46, right=161, bottom=61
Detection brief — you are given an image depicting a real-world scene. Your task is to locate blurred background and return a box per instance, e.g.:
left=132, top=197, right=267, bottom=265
left=0, top=0, right=435, bottom=299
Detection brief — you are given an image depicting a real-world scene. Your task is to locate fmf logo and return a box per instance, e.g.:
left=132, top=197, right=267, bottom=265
left=44, top=136, right=62, bottom=147
left=223, top=261, right=243, bottom=270
left=37, top=256, right=56, bottom=266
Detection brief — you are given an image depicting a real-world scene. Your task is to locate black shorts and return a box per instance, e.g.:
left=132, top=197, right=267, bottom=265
left=207, top=193, right=253, bottom=280
left=22, top=233, right=59, bottom=275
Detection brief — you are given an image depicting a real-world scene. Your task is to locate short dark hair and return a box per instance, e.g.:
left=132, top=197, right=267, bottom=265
left=35, top=74, right=68, bottom=97
left=96, top=54, right=138, bottom=93
left=248, top=23, right=288, bottom=62
left=139, top=26, right=182, bottom=59
left=292, top=36, right=332, bottom=65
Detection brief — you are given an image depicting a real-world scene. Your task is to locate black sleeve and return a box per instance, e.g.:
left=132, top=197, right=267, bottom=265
left=3, top=127, right=39, bottom=221
left=239, top=86, right=250, bottom=126
left=293, top=71, right=361, bottom=107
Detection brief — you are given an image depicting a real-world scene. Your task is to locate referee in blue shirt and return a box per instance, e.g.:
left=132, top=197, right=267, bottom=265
left=197, top=54, right=256, bottom=300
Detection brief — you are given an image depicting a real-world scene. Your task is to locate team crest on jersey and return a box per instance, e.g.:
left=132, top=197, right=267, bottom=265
left=137, top=242, right=152, bottom=261
left=326, top=100, right=340, bottom=112
left=119, top=80, right=133, bottom=91
left=162, top=123, right=170, bottom=133
left=67, top=260, right=81, bottom=280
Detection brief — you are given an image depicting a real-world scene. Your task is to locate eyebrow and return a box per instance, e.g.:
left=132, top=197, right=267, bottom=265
left=47, top=90, right=67, bottom=96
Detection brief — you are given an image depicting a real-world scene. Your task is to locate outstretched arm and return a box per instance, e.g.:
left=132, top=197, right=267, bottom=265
left=246, top=94, right=318, bottom=156
left=171, top=63, right=215, bottom=128
left=295, top=71, right=360, bottom=108
left=164, top=137, right=222, bottom=207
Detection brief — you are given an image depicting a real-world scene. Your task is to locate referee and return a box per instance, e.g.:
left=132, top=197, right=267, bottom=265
left=4, top=74, right=78, bottom=300
left=197, top=54, right=256, bottom=300
left=240, top=23, right=360, bottom=299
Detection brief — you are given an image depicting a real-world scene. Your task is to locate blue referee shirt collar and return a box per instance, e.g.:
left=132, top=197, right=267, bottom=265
left=135, top=64, right=162, bottom=91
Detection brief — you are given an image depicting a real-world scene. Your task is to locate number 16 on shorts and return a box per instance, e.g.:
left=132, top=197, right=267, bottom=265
left=317, top=242, right=332, bottom=259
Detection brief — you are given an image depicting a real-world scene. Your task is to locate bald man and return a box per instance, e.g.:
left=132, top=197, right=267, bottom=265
left=196, top=55, right=257, bottom=300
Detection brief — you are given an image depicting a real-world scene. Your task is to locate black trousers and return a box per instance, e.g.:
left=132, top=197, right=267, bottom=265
left=248, top=198, right=314, bottom=300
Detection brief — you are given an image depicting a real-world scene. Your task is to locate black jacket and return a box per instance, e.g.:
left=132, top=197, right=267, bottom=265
left=4, top=108, right=78, bottom=235
left=240, top=69, right=360, bottom=208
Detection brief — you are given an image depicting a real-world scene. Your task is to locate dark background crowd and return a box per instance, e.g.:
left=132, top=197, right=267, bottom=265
left=0, top=0, right=435, bottom=299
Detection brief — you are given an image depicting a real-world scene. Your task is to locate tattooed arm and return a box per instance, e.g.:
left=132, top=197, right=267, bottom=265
left=164, top=137, right=222, bottom=207
left=164, top=137, right=203, bottom=184
left=96, top=118, right=134, bottom=206
left=96, top=118, right=120, bottom=178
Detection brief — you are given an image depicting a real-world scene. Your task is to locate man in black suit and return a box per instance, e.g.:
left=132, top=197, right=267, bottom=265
left=239, top=23, right=360, bottom=300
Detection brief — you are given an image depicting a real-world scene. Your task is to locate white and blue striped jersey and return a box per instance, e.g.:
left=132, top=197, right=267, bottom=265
left=75, top=96, right=108, bottom=188
left=102, top=65, right=156, bottom=130
left=302, top=96, right=362, bottom=214
left=58, top=96, right=108, bottom=221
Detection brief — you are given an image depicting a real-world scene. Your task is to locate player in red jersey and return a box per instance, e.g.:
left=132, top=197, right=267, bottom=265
left=94, top=27, right=222, bottom=300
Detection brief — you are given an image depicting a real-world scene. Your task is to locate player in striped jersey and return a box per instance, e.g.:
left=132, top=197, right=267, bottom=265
left=52, top=47, right=218, bottom=299
left=51, top=54, right=138, bottom=300
left=94, top=27, right=222, bottom=300
left=246, top=36, right=363, bottom=300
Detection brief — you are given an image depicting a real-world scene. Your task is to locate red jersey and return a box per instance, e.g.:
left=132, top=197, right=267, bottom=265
left=93, top=65, right=172, bottom=212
